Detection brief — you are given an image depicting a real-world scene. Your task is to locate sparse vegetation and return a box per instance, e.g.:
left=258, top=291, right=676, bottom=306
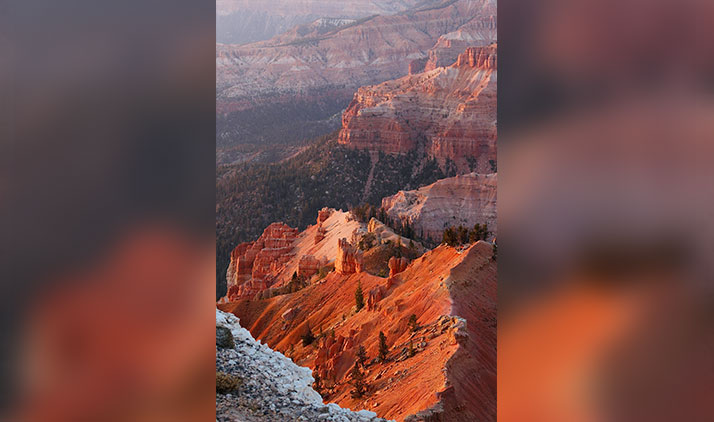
left=355, top=281, right=365, bottom=312
left=444, top=223, right=490, bottom=247
left=408, top=314, right=418, bottom=332
left=357, top=232, right=376, bottom=251
left=316, top=263, right=335, bottom=281
left=356, top=345, right=368, bottom=368
left=216, top=371, right=242, bottom=394
left=349, top=363, right=367, bottom=398
left=217, top=134, right=447, bottom=299
left=378, top=331, right=389, bottom=362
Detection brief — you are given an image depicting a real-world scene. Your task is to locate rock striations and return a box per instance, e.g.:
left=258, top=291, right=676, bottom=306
left=216, top=0, right=496, bottom=114
left=216, top=0, right=428, bottom=44
left=338, top=45, right=497, bottom=173
left=226, top=222, right=299, bottom=300
left=216, top=309, right=391, bottom=422
left=381, top=173, right=497, bottom=241
left=219, top=241, right=496, bottom=421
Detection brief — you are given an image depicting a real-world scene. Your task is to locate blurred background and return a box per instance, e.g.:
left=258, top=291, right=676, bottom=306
left=498, top=0, right=714, bottom=420
left=0, top=1, right=216, bottom=420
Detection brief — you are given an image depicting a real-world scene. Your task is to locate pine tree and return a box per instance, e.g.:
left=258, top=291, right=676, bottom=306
left=457, top=225, right=469, bottom=245
left=356, top=345, right=367, bottom=368
left=443, top=227, right=458, bottom=246
left=408, top=314, right=418, bottom=332
left=349, top=363, right=367, bottom=398
left=378, top=331, right=389, bottom=362
left=355, top=281, right=364, bottom=311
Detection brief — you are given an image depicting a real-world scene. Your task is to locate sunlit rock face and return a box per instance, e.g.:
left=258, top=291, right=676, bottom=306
left=225, top=222, right=299, bottom=300
left=381, top=173, right=497, bottom=242
left=339, top=45, right=497, bottom=173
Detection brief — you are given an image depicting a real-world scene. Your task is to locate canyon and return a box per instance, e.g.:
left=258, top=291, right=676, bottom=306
left=216, top=0, right=496, bottom=164
left=218, top=209, right=496, bottom=421
left=216, top=0, right=426, bottom=44
left=216, top=310, right=389, bottom=421
left=338, top=45, right=497, bottom=173
left=381, top=173, right=497, bottom=241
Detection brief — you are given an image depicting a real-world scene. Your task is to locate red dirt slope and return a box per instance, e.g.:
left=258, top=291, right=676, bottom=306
left=219, top=241, right=496, bottom=421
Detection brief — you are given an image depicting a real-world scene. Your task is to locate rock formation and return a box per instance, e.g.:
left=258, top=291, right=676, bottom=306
left=298, top=255, right=322, bottom=279
left=216, top=0, right=496, bottom=115
left=226, top=222, right=299, bottom=300
left=367, top=285, right=387, bottom=311
left=219, top=242, right=497, bottom=421
left=338, top=45, right=497, bottom=173
left=314, top=224, right=327, bottom=244
left=381, top=173, right=497, bottom=241
left=335, top=238, right=364, bottom=275
left=216, top=0, right=427, bottom=44
left=222, top=209, right=385, bottom=302
left=388, top=257, right=409, bottom=278
left=366, top=218, right=425, bottom=253
left=216, top=310, right=390, bottom=421
left=318, top=207, right=333, bottom=224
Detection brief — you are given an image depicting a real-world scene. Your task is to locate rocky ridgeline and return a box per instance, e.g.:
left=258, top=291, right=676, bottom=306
left=338, top=44, right=497, bottom=174
left=217, top=310, right=391, bottom=422
left=216, top=0, right=492, bottom=111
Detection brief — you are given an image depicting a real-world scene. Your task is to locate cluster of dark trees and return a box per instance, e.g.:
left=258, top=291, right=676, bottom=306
left=349, top=331, right=390, bottom=398
left=217, top=135, right=448, bottom=300
left=442, top=223, right=490, bottom=246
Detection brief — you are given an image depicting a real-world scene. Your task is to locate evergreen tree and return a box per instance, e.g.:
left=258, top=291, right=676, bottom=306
left=443, top=227, right=458, bottom=246
left=356, top=345, right=367, bottom=368
left=355, top=281, right=364, bottom=312
left=457, top=225, right=469, bottom=245
left=378, top=331, right=389, bottom=362
left=349, top=363, right=367, bottom=398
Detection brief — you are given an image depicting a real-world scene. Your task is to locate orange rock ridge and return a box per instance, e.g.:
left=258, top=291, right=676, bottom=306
left=219, top=241, right=496, bottom=421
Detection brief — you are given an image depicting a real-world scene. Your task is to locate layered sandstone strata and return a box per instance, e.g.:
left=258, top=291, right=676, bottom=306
left=338, top=45, right=497, bottom=173
left=298, top=255, right=322, bottom=279
left=381, top=173, right=497, bottom=242
left=226, top=222, right=299, bottom=300
left=216, top=0, right=427, bottom=44
left=216, top=0, right=496, bottom=113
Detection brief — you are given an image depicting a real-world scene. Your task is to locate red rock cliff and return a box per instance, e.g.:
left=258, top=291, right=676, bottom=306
left=225, top=222, right=299, bottom=300
left=338, top=44, right=497, bottom=173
